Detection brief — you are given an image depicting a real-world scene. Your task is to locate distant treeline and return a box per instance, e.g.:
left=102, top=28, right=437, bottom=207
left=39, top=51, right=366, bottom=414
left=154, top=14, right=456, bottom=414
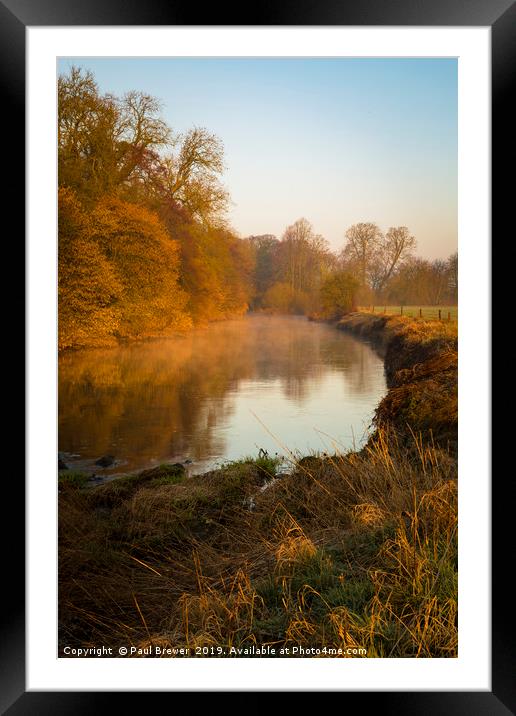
left=59, top=67, right=457, bottom=350
left=247, top=223, right=457, bottom=318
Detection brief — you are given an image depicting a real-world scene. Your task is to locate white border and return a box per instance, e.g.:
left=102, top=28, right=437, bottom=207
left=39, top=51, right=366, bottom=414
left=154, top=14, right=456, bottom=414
left=27, top=27, right=490, bottom=691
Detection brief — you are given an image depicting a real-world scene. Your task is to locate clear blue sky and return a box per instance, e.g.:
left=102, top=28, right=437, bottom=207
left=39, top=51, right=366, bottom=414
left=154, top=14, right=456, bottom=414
left=58, top=57, right=457, bottom=259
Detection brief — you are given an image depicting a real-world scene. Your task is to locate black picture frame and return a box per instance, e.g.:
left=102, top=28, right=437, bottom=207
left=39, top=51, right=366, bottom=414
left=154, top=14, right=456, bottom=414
left=7, top=0, right=510, bottom=710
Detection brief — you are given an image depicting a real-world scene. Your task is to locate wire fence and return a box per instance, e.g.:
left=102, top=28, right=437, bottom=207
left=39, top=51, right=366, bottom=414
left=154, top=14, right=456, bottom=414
left=359, top=305, right=458, bottom=321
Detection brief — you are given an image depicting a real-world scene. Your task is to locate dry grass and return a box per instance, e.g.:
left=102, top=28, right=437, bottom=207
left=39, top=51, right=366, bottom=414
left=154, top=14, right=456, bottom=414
left=59, top=434, right=457, bottom=657
left=59, top=313, right=458, bottom=658
left=338, top=313, right=457, bottom=452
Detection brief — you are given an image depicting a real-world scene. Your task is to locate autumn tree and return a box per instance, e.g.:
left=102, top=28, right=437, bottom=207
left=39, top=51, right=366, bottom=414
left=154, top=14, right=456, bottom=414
left=262, top=282, right=310, bottom=315
left=58, top=66, right=254, bottom=348
left=320, top=271, right=360, bottom=318
left=161, top=128, right=229, bottom=224
left=89, top=197, right=191, bottom=338
left=58, top=188, right=122, bottom=350
left=58, top=67, right=169, bottom=202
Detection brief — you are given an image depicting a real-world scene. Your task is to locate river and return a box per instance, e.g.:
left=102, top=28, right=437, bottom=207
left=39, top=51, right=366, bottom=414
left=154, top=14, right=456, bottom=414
left=58, top=315, right=387, bottom=476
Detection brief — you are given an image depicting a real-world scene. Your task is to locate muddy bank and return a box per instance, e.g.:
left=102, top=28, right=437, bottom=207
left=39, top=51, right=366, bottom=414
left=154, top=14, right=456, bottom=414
left=336, top=312, right=457, bottom=453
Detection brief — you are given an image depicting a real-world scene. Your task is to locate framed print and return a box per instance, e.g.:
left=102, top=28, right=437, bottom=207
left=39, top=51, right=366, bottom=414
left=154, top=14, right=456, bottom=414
left=6, top=0, right=511, bottom=709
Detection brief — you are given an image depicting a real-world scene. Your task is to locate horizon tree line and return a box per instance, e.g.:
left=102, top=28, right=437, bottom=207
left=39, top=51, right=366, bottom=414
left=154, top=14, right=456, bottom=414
left=246, top=221, right=457, bottom=317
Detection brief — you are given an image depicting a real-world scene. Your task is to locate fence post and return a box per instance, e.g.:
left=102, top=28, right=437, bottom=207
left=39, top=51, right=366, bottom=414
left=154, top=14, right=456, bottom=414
left=400, top=306, right=403, bottom=316
left=438, top=309, right=442, bottom=320
left=384, top=306, right=386, bottom=314
left=448, top=311, right=451, bottom=321
left=419, top=308, right=422, bottom=318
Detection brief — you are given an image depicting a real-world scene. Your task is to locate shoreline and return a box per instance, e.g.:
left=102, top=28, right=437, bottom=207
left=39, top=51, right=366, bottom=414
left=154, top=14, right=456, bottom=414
left=60, top=310, right=457, bottom=492
left=59, top=312, right=458, bottom=657
left=336, top=312, right=457, bottom=452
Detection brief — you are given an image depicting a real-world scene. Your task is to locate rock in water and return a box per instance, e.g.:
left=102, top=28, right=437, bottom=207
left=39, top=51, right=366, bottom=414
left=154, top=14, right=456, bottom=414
left=95, top=455, right=116, bottom=468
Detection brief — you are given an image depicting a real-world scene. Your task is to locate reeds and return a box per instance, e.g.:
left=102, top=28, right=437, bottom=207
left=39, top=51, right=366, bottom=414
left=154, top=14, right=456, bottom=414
left=59, top=429, right=457, bottom=657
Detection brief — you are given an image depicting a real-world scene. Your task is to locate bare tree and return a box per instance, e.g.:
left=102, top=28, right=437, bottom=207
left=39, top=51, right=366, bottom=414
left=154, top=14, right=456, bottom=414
left=429, top=259, right=450, bottom=304
left=371, top=226, right=417, bottom=295
left=341, top=223, right=383, bottom=289
left=279, top=219, right=332, bottom=294
left=447, top=252, right=458, bottom=303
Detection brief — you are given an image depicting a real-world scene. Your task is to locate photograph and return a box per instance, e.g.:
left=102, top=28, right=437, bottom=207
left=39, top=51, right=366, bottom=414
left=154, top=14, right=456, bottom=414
left=12, top=9, right=502, bottom=704
left=56, top=56, right=459, bottom=660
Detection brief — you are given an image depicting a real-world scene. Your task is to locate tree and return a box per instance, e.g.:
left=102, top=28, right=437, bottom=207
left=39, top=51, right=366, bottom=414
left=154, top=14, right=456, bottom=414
left=58, top=188, right=122, bottom=350
left=58, top=67, right=170, bottom=202
left=58, top=65, right=251, bottom=348
left=371, top=226, right=417, bottom=295
left=247, top=235, right=279, bottom=308
left=275, top=219, right=333, bottom=302
left=447, top=252, right=458, bottom=303
left=341, top=222, right=383, bottom=291
left=383, top=255, right=456, bottom=306
left=262, top=282, right=310, bottom=315
left=89, top=197, right=191, bottom=338
left=320, top=271, right=359, bottom=318
left=161, top=127, right=229, bottom=225
left=427, top=259, right=450, bottom=304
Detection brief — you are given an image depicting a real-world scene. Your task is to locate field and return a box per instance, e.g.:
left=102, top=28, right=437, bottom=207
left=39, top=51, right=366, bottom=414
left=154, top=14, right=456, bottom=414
left=359, top=305, right=458, bottom=321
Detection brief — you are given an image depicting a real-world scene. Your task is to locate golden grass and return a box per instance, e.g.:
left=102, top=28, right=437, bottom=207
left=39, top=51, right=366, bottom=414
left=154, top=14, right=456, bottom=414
left=59, top=430, right=457, bottom=657
left=338, top=313, right=457, bottom=452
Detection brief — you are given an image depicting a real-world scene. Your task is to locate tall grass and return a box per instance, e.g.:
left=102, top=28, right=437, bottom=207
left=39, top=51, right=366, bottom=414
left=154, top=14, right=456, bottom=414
left=59, top=434, right=457, bottom=657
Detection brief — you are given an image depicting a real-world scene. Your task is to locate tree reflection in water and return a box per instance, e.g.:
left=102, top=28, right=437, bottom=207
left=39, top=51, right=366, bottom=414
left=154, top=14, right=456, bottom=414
left=58, top=316, right=386, bottom=474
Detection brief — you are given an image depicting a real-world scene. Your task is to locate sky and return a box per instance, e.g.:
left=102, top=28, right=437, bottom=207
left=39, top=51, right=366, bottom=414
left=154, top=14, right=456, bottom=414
left=58, top=57, right=457, bottom=259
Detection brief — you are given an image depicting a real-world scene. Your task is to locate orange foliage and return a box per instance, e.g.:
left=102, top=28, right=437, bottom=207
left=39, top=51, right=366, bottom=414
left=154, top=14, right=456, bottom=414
left=58, top=188, right=121, bottom=350
left=57, top=67, right=261, bottom=349
left=90, top=196, right=191, bottom=338
left=262, top=282, right=310, bottom=315
left=161, top=208, right=255, bottom=324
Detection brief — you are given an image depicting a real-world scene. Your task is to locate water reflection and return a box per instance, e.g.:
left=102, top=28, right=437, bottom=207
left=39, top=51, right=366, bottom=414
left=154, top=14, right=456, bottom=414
left=58, top=315, right=386, bottom=474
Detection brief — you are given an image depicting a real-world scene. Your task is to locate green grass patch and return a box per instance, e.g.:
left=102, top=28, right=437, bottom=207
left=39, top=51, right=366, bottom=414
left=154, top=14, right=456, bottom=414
left=58, top=470, right=90, bottom=490
left=359, top=305, right=457, bottom=320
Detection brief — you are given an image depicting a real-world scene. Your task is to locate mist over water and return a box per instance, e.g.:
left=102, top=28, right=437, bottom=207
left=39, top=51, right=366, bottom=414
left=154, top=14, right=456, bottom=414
left=58, top=315, right=387, bottom=475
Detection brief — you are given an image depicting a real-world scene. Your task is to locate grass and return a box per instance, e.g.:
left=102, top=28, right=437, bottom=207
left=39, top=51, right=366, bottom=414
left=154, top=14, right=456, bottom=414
left=58, top=313, right=458, bottom=658
left=337, top=313, right=457, bottom=452
left=359, top=305, right=458, bottom=321
left=58, top=470, right=90, bottom=490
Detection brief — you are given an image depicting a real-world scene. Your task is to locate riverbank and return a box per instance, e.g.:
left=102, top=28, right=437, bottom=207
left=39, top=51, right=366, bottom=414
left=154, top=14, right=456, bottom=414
left=335, top=312, right=457, bottom=453
left=59, top=313, right=458, bottom=658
